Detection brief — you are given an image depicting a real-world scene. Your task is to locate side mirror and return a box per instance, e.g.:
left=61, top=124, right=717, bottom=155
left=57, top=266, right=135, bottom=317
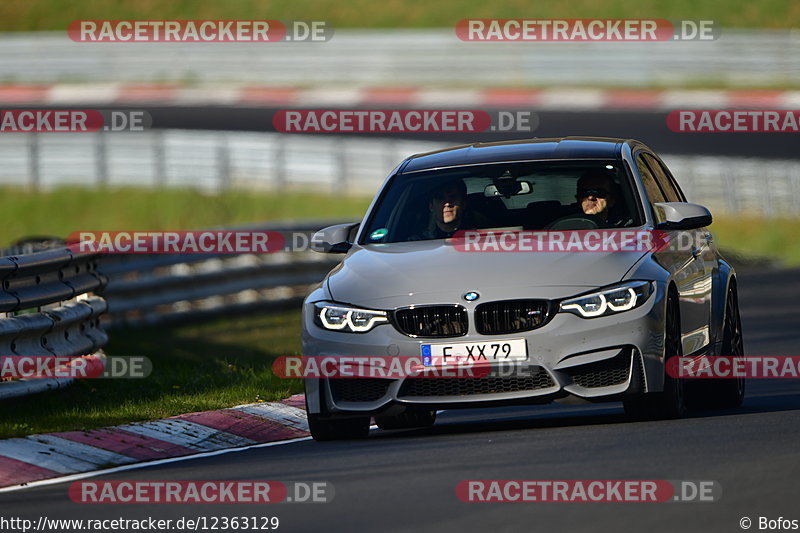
left=653, top=202, right=712, bottom=230
left=311, top=223, right=360, bottom=253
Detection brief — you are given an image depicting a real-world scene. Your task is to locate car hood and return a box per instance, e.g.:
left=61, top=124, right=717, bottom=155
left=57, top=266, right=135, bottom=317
left=325, top=240, right=647, bottom=308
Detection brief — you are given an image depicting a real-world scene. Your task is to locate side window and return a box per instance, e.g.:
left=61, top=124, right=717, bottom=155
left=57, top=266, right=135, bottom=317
left=658, top=159, right=687, bottom=202
left=643, top=154, right=682, bottom=202
left=635, top=154, right=666, bottom=205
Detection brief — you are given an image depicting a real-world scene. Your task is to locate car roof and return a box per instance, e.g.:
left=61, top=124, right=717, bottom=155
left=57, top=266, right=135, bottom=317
left=400, top=137, right=631, bottom=174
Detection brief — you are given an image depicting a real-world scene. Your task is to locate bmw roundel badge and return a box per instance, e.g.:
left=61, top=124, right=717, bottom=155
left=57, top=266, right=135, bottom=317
left=463, top=291, right=480, bottom=302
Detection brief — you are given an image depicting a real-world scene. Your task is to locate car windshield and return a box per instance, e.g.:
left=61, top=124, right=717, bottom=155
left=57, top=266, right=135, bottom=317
left=360, top=160, right=642, bottom=244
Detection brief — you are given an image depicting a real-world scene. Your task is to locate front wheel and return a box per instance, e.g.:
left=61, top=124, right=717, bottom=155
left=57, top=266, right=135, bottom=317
left=624, top=290, right=686, bottom=420
left=689, top=282, right=745, bottom=409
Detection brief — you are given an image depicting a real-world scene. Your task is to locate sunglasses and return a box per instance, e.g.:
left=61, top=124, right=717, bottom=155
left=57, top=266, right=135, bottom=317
left=577, top=188, right=610, bottom=199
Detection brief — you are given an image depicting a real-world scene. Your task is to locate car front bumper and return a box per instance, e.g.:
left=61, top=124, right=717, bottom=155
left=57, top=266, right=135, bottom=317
left=302, top=282, right=667, bottom=416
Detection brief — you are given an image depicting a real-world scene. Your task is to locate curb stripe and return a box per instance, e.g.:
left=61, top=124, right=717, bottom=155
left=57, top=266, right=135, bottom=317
left=605, top=89, right=663, bottom=109
left=238, top=86, right=299, bottom=105
left=0, top=437, right=125, bottom=474
left=280, top=394, right=306, bottom=408
left=55, top=428, right=198, bottom=461
left=0, top=85, right=50, bottom=103
left=116, top=84, right=178, bottom=103
left=361, top=87, right=418, bottom=105
left=1, top=84, right=799, bottom=110
left=117, top=418, right=257, bottom=451
left=233, top=403, right=309, bottom=432
left=175, top=409, right=306, bottom=441
left=0, top=396, right=310, bottom=489
left=482, top=88, right=541, bottom=106
left=0, top=456, right=60, bottom=486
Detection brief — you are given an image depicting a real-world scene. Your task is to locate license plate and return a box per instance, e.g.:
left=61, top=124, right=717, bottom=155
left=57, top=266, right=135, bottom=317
left=421, top=339, right=527, bottom=366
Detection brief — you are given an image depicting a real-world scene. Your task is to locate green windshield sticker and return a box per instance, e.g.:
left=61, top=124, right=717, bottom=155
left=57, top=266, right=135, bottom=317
left=370, top=228, right=388, bottom=240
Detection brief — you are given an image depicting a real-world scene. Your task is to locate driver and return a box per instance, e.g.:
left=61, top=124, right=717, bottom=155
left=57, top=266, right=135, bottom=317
left=575, top=169, right=627, bottom=226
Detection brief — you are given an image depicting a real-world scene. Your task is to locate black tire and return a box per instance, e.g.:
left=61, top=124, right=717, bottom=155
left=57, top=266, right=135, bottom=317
left=375, top=409, right=437, bottom=430
left=624, top=289, right=687, bottom=420
left=688, top=283, right=745, bottom=410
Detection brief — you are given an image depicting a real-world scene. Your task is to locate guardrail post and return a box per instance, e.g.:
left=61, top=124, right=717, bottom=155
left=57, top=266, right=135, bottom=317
left=217, top=136, right=231, bottom=192
left=384, top=140, right=401, bottom=179
left=95, top=131, right=108, bottom=188
left=274, top=136, right=286, bottom=190
left=27, top=133, right=40, bottom=191
left=153, top=131, right=167, bottom=187
left=336, top=138, right=348, bottom=195
left=722, top=163, right=738, bottom=213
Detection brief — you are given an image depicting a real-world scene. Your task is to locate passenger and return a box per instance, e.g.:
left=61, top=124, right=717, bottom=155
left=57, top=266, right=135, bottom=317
left=414, top=180, right=469, bottom=239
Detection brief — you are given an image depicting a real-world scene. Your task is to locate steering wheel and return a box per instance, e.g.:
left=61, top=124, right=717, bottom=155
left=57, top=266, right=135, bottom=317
left=544, top=214, right=604, bottom=230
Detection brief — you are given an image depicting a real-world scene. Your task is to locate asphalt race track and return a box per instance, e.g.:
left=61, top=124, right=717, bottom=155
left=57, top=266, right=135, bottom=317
left=2, top=267, right=798, bottom=532
left=5, top=104, right=799, bottom=159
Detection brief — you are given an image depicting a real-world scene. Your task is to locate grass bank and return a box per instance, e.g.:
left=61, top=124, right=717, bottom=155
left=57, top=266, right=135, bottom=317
left=0, top=311, right=303, bottom=438
left=0, top=0, right=796, bottom=31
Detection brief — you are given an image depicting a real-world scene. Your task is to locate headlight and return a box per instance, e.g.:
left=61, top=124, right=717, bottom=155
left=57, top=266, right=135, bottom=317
left=559, top=281, right=654, bottom=318
left=313, top=302, right=388, bottom=333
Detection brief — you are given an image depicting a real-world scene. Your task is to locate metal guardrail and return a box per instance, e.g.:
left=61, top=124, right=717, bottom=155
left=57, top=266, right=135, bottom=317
left=0, top=129, right=797, bottom=216
left=0, top=30, right=798, bottom=87
left=0, top=247, right=108, bottom=399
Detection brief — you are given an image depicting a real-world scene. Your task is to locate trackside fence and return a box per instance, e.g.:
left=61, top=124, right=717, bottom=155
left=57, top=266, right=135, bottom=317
left=0, top=247, right=107, bottom=399
left=0, top=131, right=797, bottom=217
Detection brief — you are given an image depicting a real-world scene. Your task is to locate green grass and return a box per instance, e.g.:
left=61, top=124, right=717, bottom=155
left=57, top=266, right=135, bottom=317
left=0, top=186, right=371, bottom=245
left=0, top=311, right=304, bottom=438
left=0, top=0, right=797, bottom=31
left=711, top=216, right=800, bottom=267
